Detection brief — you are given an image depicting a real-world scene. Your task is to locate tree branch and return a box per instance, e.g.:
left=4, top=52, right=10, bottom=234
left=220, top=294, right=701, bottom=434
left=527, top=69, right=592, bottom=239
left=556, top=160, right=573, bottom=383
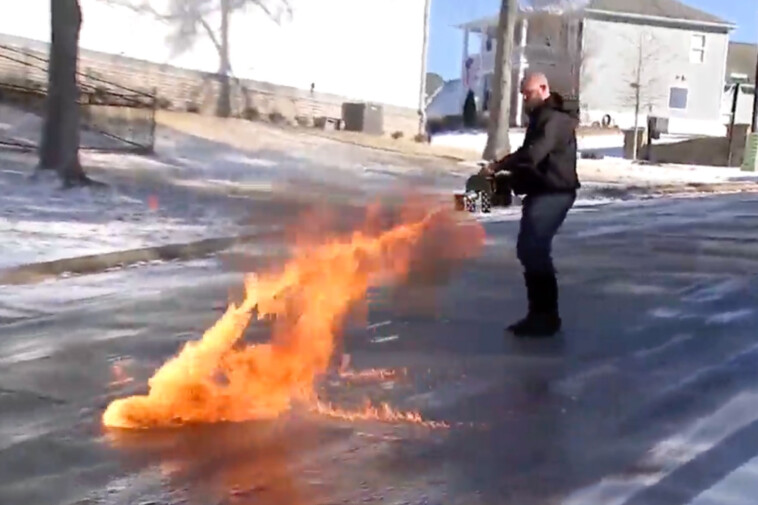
left=198, top=17, right=223, bottom=53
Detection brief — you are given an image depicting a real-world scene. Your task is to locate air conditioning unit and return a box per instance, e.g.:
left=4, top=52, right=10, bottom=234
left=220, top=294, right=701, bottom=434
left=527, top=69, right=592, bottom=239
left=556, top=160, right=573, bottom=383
left=341, top=102, right=384, bottom=135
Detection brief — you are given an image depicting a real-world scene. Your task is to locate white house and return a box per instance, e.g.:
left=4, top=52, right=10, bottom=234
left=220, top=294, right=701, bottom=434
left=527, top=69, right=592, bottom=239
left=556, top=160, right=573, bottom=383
left=0, top=0, right=427, bottom=119
left=435, top=0, right=736, bottom=136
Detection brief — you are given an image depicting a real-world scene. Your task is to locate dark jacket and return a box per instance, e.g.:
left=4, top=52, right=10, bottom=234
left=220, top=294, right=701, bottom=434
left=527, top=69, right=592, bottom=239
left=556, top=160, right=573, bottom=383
left=495, top=92, right=580, bottom=195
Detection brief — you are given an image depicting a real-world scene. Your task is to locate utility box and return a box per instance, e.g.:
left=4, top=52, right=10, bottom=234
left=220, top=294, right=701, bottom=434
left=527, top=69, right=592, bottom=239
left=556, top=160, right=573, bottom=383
left=647, top=116, right=669, bottom=140
left=742, top=133, right=758, bottom=172
left=623, top=128, right=647, bottom=159
left=562, top=96, right=580, bottom=119
left=341, top=102, right=384, bottom=135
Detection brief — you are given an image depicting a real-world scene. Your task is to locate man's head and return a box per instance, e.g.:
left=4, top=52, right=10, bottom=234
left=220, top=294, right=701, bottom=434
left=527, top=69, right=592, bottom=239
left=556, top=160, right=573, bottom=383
left=521, top=73, right=551, bottom=112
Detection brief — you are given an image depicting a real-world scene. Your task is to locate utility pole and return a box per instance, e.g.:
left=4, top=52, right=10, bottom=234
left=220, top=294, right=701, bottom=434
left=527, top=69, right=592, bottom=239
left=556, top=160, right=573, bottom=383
left=482, top=0, right=518, bottom=160
left=417, top=0, right=432, bottom=139
left=752, top=46, right=758, bottom=132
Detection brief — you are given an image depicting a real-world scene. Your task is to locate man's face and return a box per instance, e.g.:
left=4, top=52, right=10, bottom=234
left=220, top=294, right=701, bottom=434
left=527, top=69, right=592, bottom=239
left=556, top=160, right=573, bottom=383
left=521, top=80, right=547, bottom=111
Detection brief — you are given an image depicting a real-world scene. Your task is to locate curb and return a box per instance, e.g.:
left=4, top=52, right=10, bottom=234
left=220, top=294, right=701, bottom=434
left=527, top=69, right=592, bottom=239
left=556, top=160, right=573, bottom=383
left=0, top=231, right=278, bottom=286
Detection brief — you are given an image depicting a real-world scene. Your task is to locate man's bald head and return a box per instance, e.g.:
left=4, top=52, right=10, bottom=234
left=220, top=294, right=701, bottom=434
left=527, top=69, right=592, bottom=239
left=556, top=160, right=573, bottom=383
left=521, top=72, right=551, bottom=112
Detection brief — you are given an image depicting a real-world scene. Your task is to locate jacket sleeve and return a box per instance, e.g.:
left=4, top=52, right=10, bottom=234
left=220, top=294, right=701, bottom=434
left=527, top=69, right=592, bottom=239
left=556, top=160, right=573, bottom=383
left=497, top=113, right=560, bottom=173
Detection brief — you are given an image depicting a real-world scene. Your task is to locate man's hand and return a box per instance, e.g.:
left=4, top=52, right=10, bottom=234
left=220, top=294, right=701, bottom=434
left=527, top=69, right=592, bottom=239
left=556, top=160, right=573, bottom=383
left=478, top=162, right=497, bottom=177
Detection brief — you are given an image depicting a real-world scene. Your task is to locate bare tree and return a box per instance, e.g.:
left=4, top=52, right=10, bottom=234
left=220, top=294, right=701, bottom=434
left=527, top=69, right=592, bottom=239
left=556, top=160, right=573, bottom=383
left=483, top=0, right=518, bottom=161
left=104, top=0, right=291, bottom=117
left=38, top=0, right=92, bottom=186
left=752, top=50, right=758, bottom=132
left=619, top=30, right=668, bottom=160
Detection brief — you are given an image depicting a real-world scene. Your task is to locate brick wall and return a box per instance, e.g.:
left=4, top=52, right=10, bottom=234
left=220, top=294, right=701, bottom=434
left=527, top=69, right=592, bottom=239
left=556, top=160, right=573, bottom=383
left=0, top=34, right=420, bottom=136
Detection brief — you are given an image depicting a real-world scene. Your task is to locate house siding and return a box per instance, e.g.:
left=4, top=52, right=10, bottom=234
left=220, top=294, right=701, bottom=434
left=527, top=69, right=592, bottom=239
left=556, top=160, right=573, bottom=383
left=580, top=16, right=729, bottom=133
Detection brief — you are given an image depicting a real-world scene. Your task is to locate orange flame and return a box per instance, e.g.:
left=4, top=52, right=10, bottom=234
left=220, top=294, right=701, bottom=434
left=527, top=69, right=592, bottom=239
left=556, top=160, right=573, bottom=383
left=102, top=203, right=483, bottom=429
left=312, top=400, right=450, bottom=429
left=338, top=368, right=402, bottom=382
left=108, top=360, right=134, bottom=388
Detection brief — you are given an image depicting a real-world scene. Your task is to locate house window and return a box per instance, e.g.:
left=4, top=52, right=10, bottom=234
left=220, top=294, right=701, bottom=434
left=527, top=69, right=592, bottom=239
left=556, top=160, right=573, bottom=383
left=690, top=34, right=706, bottom=63
left=669, top=87, right=688, bottom=109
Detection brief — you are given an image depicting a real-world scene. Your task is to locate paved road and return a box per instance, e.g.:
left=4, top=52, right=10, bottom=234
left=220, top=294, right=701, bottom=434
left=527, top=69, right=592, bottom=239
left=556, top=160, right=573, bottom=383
left=1, top=194, right=758, bottom=505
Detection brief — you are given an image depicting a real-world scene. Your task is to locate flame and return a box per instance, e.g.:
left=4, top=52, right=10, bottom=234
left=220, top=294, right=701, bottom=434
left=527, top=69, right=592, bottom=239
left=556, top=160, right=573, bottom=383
left=338, top=368, right=402, bottom=382
left=102, top=202, right=484, bottom=429
left=108, top=360, right=134, bottom=388
left=312, top=400, right=450, bottom=429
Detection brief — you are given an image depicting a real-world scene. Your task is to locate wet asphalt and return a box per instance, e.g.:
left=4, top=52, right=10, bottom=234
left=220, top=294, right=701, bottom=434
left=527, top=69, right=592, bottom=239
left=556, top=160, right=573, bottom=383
left=1, top=193, right=758, bottom=505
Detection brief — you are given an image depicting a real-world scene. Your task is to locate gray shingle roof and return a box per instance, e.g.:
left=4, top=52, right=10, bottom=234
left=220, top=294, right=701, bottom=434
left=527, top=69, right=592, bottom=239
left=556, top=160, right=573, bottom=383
left=586, top=0, right=732, bottom=25
left=727, top=42, right=757, bottom=83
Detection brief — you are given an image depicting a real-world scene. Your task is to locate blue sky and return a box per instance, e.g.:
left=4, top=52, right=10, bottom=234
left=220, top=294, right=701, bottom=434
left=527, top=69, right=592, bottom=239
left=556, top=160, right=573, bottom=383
left=428, top=0, right=758, bottom=80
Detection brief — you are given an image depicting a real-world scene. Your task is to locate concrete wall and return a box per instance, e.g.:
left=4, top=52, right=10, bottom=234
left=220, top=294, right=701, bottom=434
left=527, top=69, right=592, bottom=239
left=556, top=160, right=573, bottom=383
left=0, top=0, right=425, bottom=134
left=0, top=34, right=419, bottom=136
left=580, top=15, right=730, bottom=134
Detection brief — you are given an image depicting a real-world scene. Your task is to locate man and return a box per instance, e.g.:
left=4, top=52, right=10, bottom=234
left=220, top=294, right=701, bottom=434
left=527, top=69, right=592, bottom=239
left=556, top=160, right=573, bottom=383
left=481, top=73, right=579, bottom=337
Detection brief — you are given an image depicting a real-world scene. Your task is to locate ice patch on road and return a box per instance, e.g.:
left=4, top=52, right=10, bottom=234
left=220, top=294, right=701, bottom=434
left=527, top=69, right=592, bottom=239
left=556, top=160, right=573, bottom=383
left=562, top=391, right=758, bottom=505
left=649, top=307, right=689, bottom=320
left=603, top=282, right=668, bottom=296
left=687, top=455, right=758, bottom=505
left=706, top=309, right=754, bottom=325
left=553, top=363, right=618, bottom=397
left=682, top=279, right=746, bottom=303
left=632, top=334, right=695, bottom=360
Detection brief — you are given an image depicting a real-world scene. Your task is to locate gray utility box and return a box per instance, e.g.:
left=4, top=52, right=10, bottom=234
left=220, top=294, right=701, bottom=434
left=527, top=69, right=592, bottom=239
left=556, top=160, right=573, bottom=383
left=743, top=133, right=758, bottom=172
left=647, top=116, right=669, bottom=139
left=341, top=102, right=384, bottom=135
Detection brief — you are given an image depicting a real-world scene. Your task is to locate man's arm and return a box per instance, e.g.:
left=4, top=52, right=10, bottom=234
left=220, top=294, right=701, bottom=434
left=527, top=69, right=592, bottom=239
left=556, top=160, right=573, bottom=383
left=497, top=113, right=560, bottom=173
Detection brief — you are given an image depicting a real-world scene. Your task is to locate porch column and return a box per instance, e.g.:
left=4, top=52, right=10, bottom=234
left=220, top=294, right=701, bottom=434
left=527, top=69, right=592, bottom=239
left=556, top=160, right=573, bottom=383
left=479, top=24, right=488, bottom=98
left=462, top=27, right=469, bottom=83
left=515, top=17, right=529, bottom=126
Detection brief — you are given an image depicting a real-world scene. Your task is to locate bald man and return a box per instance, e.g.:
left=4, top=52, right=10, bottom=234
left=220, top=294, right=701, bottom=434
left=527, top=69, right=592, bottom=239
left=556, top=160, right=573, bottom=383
left=481, top=73, right=580, bottom=338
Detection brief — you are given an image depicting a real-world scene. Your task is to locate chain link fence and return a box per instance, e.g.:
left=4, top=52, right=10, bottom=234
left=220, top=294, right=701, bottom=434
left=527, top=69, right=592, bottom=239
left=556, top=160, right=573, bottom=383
left=0, top=43, right=156, bottom=153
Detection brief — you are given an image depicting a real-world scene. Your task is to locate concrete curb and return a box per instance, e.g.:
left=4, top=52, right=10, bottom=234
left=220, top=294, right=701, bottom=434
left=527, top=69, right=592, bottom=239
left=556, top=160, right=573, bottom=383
left=0, top=231, right=277, bottom=286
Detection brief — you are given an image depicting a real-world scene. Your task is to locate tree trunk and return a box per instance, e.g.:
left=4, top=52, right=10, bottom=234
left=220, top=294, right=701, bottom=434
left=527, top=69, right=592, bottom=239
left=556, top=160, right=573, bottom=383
left=416, top=0, right=432, bottom=139
left=631, top=40, right=643, bottom=161
left=482, top=0, right=518, bottom=161
left=39, top=0, right=89, bottom=186
left=752, top=50, right=758, bottom=133
left=216, top=0, right=232, bottom=118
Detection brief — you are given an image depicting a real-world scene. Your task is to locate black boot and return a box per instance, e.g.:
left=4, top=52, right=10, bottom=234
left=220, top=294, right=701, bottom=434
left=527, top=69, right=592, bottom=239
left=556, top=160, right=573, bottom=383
left=507, top=273, right=562, bottom=338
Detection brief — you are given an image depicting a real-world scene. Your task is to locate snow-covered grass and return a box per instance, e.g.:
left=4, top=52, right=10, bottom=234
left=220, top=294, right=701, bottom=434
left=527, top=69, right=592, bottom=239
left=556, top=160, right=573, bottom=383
left=0, top=160, right=240, bottom=269
left=1, top=105, right=755, bottom=274
left=576, top=158, right=758, bottom=186
left=0, top=107, right=461, bottom=271
left=430, top=129, right=625, bottom=154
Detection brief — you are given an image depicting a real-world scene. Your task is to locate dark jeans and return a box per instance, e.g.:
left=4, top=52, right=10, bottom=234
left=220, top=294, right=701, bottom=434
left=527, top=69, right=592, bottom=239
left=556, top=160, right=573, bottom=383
left=517, top=192, right=575, bottom=275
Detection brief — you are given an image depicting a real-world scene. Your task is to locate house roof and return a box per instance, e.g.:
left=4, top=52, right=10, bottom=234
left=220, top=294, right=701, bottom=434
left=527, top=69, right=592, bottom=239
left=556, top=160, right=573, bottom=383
left=585, top=0, right=734, bottom=27
left=457, top=0, right=734, bottom=31
left=726, top=42, right=757, bottom=83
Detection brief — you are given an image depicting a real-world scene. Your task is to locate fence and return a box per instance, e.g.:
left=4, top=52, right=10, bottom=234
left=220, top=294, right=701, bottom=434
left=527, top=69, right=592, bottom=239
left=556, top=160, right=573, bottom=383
left=0, top=43, right=156, bottom=153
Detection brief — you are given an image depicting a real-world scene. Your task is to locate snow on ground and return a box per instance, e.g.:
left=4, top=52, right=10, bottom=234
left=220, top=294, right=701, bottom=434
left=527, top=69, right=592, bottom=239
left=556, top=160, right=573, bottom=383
left=456, top=155, right=758, bottom=188
left=576, top=157, right=758, bottom=185
left=430, top=129, right=729, bottom=160
left=431, top=129, right=624, bottom=155
left=1, top=104, right=756, bottom=273
left=0, top=110, right=459, bottom=271
left=0, top=160, right=241, bottom=269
